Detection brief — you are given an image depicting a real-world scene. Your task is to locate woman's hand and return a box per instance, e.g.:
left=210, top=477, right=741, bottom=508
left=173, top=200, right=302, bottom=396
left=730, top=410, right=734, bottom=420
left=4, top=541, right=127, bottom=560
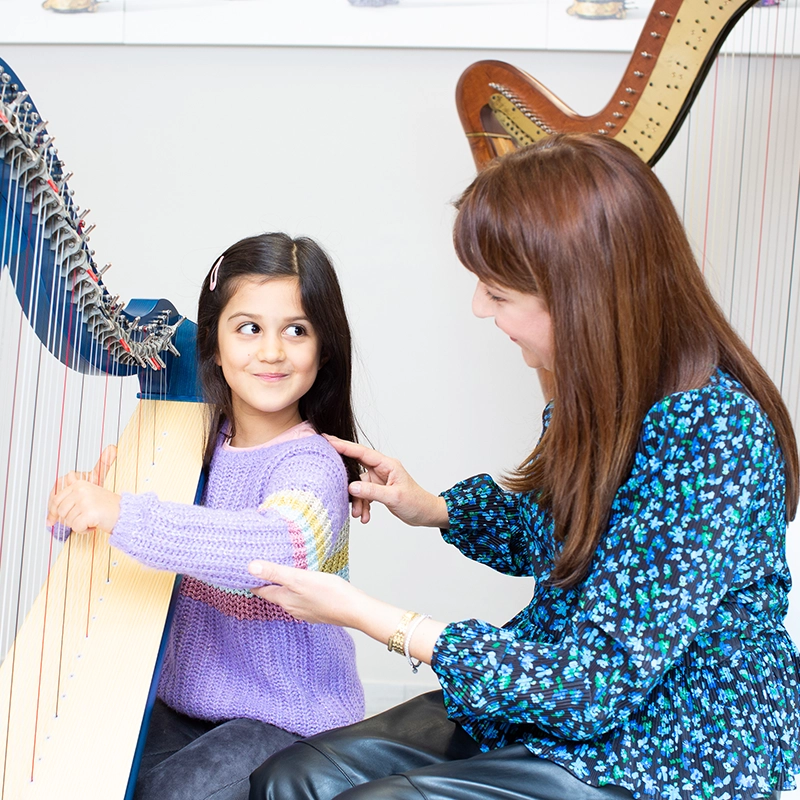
left=46, top=445, right=122, bottom=535
left=248, top=561, right=368, bottom=626
left=324, top=436, right=449, bottom=528
left=248, top=560, right=446, bottom=667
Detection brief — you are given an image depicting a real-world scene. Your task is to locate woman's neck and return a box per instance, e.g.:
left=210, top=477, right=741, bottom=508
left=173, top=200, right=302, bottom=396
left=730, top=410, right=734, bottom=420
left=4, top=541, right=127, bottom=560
left=229, top=406, right=304, bottom=449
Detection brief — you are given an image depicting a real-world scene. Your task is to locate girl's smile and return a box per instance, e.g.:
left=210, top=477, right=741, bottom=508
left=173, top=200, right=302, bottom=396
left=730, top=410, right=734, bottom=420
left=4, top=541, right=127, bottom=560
left=215, top=276, right=321, bottom=447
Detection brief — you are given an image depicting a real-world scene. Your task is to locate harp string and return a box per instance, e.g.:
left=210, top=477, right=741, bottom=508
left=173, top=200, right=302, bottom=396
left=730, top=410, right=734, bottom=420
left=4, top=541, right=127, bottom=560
left=654, top=2, right=799, bottom=429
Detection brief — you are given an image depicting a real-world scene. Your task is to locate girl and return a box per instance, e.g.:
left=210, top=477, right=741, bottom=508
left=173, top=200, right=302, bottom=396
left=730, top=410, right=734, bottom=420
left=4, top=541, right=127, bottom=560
left=247, top=136, right=800, bottom=800
left=47, top=232, right=364, bottom=800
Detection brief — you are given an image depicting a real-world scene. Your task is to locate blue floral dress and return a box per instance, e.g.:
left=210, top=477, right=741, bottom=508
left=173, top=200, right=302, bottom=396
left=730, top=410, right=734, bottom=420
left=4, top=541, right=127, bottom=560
left=431, top=371, right=800, bottom=800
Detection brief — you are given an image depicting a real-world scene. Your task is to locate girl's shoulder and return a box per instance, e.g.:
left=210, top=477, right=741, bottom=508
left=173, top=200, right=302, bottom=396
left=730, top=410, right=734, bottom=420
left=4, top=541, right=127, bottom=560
left=212, top=423, right=345, bottom=473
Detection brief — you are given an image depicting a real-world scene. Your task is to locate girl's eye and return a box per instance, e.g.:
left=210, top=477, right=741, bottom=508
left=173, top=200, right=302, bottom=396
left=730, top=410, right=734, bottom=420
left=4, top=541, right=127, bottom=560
left=285, top=324, right=307, bottom=337
left=238, top=322, right=260, bottom=335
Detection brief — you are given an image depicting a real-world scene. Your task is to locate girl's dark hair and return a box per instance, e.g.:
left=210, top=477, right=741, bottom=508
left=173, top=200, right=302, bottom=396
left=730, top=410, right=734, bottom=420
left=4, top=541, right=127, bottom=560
left=196, top=232, right=359, bottom=483
left=453, top=133, right=799, bottom=588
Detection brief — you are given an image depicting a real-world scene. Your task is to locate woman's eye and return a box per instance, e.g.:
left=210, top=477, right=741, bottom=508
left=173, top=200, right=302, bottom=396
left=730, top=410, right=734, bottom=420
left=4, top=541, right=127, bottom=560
left=238, top=322, right=260, bottom=335
left=486, top=289, right=505, bottom=302
left=285, top=324, right=306, bottom=337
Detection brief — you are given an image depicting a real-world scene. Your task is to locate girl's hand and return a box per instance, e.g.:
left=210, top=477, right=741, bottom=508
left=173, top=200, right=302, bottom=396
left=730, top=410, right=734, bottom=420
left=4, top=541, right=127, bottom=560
left=248, top=561, right=366, bottom=626
left=46, top=446, right=122, bottom=534
left=324, top=436, right=449, bottom=528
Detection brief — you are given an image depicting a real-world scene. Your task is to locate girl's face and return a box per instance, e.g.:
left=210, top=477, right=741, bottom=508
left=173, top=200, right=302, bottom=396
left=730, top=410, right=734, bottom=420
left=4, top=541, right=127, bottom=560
left=215, top=276, right=321, bottom=444
left=472, top=279, right=554, bottom=371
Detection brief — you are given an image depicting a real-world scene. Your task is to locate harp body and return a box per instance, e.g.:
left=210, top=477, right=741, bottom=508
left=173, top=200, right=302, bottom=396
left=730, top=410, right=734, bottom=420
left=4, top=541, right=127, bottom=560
left=456, top=0, right=760, bottom=168
left=0, top=58, right=207, bottom=798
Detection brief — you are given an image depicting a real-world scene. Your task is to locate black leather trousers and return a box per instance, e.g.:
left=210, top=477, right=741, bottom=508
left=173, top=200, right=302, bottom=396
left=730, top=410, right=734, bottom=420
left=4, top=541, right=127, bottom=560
left=249, top=691, right=636, bottom=800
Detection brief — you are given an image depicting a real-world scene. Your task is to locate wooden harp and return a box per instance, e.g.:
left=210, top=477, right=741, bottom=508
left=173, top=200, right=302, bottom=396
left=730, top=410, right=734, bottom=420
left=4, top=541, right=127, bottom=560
left=0, top=58, right=207, bottom=799
left=456, top=0, right=760, bottom=169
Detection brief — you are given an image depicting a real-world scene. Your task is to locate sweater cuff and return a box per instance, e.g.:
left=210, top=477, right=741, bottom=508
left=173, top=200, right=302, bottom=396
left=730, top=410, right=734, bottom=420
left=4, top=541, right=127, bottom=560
left=109, top=491, right=157, bottom=560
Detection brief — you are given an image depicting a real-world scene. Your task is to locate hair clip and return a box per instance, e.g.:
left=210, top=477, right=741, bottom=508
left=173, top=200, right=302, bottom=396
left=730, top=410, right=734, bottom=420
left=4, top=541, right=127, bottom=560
left=209, top=255, right=224, bottom=291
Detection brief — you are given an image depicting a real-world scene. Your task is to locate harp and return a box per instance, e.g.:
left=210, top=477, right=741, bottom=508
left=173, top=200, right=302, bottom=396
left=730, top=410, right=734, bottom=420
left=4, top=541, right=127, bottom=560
left=0, top=58, right=207, bottom=798
left=456, top=0, right=761, bottom=168
left=455, top=0, right=799, bottom=428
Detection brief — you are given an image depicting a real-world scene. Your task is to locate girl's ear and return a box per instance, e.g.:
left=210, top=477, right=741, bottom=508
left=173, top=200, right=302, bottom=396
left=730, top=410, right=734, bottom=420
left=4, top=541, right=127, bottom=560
left=215, top=350, right=221, bottom=367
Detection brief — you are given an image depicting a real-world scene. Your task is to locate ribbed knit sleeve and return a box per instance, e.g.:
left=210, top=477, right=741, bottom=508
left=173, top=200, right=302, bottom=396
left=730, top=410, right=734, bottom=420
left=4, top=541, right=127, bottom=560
left=110, top=435, right=349, bottom=590
left=431, top=383, right=779, bottom=742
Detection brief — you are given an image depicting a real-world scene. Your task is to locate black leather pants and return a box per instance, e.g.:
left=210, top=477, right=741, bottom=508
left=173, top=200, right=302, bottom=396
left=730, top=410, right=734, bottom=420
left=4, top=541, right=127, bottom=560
left=249, top=691, right=635, bottom=800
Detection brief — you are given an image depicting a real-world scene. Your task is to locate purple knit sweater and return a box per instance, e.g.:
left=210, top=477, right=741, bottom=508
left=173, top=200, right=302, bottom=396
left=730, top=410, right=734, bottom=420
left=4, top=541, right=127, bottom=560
left=109, top=422, right=364, bottom=737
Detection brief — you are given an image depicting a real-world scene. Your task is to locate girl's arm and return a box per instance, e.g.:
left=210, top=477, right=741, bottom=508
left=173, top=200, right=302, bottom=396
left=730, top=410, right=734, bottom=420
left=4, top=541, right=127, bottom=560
left=50, top=440, right=351, bottom=590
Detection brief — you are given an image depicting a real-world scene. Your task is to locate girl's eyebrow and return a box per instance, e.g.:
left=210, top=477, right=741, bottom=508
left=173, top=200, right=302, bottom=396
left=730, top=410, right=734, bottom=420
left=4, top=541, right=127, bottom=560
left=226, top=311, right=311, bottom=324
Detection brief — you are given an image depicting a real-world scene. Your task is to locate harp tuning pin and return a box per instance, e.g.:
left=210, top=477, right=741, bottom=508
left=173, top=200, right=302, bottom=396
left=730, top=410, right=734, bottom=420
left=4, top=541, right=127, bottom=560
left=650, top=31, right=661, bottom=38
left=597, top=129, right=608, bottom=135
left=605, top=122, right=616, bottom=129
left=625, top=87, right=637, bottom=94
left=619, top=100, right=631, bottom=107
left=613, top=112, right=624, bottom=118
left=633, top=71, right=645, bottom=78
left=659, top=9, right=671, bottom=15
left=641, top=51, right=654, bottom=59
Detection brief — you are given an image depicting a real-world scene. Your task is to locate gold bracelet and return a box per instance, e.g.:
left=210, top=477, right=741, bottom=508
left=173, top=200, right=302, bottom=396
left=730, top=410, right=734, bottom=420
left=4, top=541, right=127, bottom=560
left=387, top=610, right=419, bottom=655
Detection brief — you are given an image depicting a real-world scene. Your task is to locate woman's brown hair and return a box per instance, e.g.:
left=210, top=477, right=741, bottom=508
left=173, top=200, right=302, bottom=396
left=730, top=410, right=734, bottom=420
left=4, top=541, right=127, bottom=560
left=454, top=133, right=799, bottom=588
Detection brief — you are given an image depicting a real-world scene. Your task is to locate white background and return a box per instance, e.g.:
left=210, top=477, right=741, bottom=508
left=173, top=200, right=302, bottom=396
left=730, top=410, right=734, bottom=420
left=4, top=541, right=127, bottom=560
left=1, top=5, right=798, bottom=791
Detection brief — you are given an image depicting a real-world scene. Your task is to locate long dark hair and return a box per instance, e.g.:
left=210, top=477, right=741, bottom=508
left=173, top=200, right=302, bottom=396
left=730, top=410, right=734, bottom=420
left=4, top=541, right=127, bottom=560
left=196, top=232, right=360, bottom=483
left=454, top=133, right=799, bottom=588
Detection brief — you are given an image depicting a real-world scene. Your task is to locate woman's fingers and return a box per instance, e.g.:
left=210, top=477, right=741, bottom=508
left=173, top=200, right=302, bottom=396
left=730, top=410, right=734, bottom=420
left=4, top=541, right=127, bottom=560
left=324, top=436, right=394, bottom=473
left=350, top=496, right=372, bottom=524
left=348, top=479, right=396, bottom=507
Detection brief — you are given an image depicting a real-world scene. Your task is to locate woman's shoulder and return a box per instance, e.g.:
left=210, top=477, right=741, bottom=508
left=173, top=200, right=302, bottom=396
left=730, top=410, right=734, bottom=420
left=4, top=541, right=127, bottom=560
left=640, top=369, right=776, bottom=457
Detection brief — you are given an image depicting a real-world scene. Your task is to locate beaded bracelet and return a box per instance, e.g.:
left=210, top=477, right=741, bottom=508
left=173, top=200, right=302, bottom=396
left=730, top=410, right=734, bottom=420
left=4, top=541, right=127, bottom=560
left=403, top=613, right=431, bottom=674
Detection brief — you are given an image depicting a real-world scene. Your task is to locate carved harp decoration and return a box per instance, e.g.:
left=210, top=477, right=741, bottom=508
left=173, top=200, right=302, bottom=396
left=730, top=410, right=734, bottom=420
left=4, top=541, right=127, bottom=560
left=0, top=58, right=207, bottom=799
left=456, top=0, right=760, bottom=168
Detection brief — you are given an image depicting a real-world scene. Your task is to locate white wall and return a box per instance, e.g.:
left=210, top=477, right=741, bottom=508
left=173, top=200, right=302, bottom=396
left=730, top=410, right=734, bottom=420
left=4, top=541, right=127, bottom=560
left=1, top=41, right=798, bottom=741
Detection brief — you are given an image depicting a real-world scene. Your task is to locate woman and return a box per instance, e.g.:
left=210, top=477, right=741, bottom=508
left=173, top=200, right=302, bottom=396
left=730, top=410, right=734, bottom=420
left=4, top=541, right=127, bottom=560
left=247, top=134, right=800, bottom=800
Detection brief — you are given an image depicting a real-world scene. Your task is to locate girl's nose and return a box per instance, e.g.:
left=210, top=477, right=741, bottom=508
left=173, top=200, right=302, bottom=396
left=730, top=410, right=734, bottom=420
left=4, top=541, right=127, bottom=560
left=257, top=334, right=285, bottom=362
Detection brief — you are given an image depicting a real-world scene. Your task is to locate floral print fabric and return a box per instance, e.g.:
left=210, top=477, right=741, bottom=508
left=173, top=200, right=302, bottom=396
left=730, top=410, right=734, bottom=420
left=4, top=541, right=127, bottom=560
left=432, top=371, right=800, bottom=799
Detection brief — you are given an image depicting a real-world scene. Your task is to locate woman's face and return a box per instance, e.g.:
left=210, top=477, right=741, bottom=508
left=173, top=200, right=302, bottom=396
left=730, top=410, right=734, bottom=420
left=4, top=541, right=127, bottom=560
left=472, top=279, right=554, bottom=371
